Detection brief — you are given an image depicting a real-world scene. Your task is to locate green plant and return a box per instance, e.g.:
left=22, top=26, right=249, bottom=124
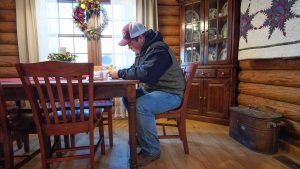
left=47, top=52, right=78, bottom=62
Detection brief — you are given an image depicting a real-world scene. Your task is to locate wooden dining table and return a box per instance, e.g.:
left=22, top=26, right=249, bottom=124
left=0, top=78, right=139, bottom=169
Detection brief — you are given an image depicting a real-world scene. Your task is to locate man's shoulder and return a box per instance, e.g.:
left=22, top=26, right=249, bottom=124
left=146, top=41, right=169, bottom=54
left=149, top=41, right=168, bottom=48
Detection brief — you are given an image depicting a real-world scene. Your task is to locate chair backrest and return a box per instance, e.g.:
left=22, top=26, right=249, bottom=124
left=180, top=63, right=197, bottom=112
left=16, top=61, right=94, bottom=134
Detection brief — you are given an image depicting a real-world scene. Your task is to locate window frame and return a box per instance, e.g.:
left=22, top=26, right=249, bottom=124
left=56, top=0, right=112, bottom=65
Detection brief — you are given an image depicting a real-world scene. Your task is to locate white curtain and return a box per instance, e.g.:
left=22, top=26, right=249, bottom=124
left=36, top=0, right=59, bottom=61
left=16, top=0, right=39, bottom=63
left=16, top=0, right=59, bottom=63
left=111, top=0, right=136, bottom=69
left=136, top=0, right=158, bottom=30
left=111, top=0, right=137, bottom=118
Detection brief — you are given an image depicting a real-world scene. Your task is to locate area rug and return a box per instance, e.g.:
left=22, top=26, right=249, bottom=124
left=238, top=0, right=300, bottom=60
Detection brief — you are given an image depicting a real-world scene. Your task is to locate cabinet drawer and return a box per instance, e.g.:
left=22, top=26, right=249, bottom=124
left=217, top=69, right=230, bottom=78
left=195, top=69, right=216, bottom=78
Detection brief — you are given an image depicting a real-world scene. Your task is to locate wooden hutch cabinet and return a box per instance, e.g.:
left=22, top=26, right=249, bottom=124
left=180, top=0, right=238, bottom=124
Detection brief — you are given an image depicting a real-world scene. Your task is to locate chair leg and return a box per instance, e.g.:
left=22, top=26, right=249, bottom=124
left=106, top=107, right=113, bottom=147
left=89, top=131, right=95, bottom=169
left=62, top=134, right=75, bottom=149
left=3, top=135, right=14, bottom=169
left=71, top=135, right=75, bottom=147
left=99, top=118, right=105, bottom=155
left=54, top=136, right=62, bottom=157
left=24, top=134, right=30, bottom=152
left=39, top=136, right=51, bottom=169
left=177, top=119, right=182, bottom=140
left=16, top=138, right=23, bottom=150
left=162, top=124, right=166, bottom=136
left=180, top=119, right=189, bottom=154
left=64, top=135, right=70, bottom=148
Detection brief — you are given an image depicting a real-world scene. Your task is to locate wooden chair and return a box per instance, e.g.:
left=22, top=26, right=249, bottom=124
left=93, top=66, right=114, bottom=147
left=63, top=65, right=114, bottom=148
left=16, top=61, right=105, bottom=169
left=63, top=99, right=113, bottom=148
left=155, top=63, right=197, bottom=154
left=87, top=99, right=113, bottom=147
left=0, top=82, right=39, bottom=169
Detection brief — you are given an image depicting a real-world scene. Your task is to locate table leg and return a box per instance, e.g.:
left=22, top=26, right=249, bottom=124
left=127, top=87, right=137, bottom=169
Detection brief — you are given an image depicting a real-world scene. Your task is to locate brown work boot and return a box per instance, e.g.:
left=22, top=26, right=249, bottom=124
left=137, top=152, right=160, bottom=166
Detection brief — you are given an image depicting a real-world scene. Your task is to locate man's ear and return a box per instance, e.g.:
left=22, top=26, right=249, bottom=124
left=139, top=35, right=145, bottom=43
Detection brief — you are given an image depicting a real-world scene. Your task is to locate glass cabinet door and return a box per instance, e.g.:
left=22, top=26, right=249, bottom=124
left=206, top=0, right=228, bottom=63
left=182, top=2, right=203, bottom=63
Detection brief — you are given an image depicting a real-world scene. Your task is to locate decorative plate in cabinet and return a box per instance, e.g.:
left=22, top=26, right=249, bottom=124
left=220, top=2, right=228, bottom=17
left=221, top=22, right=228, bottom=38
left=185, top=10, right=199, bottom=22
left=219, top=48, right=227, bottom=60
left=209, top=8, right=217, bottom=19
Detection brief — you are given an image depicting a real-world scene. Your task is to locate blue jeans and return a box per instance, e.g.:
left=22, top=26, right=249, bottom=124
left=125, top=88, right=182, bottom=156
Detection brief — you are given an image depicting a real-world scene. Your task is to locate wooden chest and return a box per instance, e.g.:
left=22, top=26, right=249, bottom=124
left=229, top=106, right=283, bottom=154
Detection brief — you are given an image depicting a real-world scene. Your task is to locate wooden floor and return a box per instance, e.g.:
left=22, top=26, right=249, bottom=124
left=7, top=119, right=300, bottom=169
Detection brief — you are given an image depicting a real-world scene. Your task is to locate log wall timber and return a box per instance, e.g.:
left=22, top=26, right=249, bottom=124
left=239, top=82, right=300, bottom=105
left=164, top=36, right=180, bottom=46
left=0, top=44, right=18, bottom=56
left=0, top=0, right=15, bottom=10
left=159, top=26, right=180, bottom=35
left=0, top=10, right=16, bottom=21
left=0, top=0, right=18, bottom=78
left=239, top=70, right=300, bottom=88
left=158, top=16, right=180, bottom=25
left=0, top=67, right=18, bottom=78
left=158, top=6, right=179, bottom=16
left=238, top=59, right=300, bottom=143
left=0, top=33, right=18, bottom=44
left=0, top=22, right=17, bottom=33
left=0, top=56, right=19, bottom=66
left=158, top=0, right=180, bottom=61
left=238, top=94, right=300, bottom=123
left=157, top=0, right=179, bottom=5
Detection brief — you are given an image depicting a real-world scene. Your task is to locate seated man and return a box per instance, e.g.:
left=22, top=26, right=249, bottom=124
left=108, top=22, right=185, bottom=166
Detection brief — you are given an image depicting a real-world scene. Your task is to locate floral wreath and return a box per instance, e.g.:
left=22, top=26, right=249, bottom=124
left=73, top=0, right=108, bottom=40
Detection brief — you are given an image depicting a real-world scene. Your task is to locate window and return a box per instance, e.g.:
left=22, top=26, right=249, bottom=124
left=49, top=0, right=87, bottom=62
left=46, top=0, right=136, bottom=67
left=51, top=0, right=113, bottom=64
left=100, top=3, right=113, bottom=66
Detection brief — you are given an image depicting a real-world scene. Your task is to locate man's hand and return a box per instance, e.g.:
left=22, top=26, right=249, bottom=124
left=107, top=70, right=119, bottom=79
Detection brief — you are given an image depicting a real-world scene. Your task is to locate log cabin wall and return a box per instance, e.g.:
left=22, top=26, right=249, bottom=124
left=238, top=59, right=300, bottom=148
left=157, top=0, right=181, bottom=61
left=0, top=0, right=19, bottom=78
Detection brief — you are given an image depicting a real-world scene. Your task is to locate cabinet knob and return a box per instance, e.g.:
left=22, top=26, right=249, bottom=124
left=201, top=72, right=205, bottom=75
left=199, top=96, right=202, bottom=100
left=221, top=72, right=225, bottom=75
left=203, top=97, right=207, bottom=100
